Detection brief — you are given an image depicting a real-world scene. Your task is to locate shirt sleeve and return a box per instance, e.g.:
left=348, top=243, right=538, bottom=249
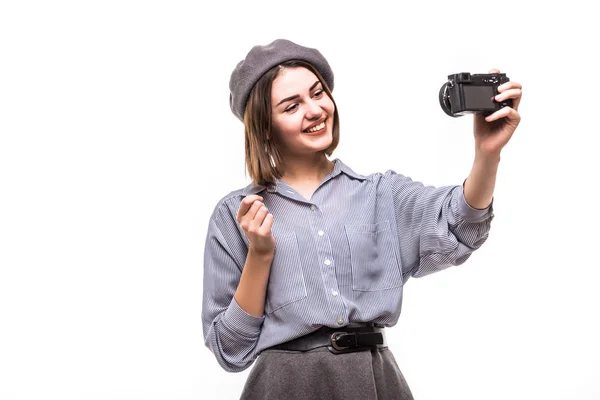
left=202, top=205, right=265, bottom=372
left=385, top=171, right=494, bottom=279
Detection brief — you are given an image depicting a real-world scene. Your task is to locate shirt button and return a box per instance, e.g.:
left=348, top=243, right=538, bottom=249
left=331, top=289, right=338, bottom=296
left=310, top=205, right=316, bottom=211
left=324, top=259, right=331, bottom=266
left=318, top=230, right=324, bottom=237
left=337, top=318, right=344, bottom=325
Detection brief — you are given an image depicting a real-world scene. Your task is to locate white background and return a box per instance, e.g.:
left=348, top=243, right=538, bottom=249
left=1, top=0, right=599, bottom=399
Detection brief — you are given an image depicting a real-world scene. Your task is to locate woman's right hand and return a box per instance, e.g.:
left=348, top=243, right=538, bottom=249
left=236, top=195, right=276, bottom=256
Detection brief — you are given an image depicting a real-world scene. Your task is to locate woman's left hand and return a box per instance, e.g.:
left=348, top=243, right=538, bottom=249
left=473, top=68, right=522, bottom=157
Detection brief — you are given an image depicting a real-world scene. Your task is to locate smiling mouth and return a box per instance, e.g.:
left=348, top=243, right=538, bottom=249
left=303, top=119, right=327, bottom=134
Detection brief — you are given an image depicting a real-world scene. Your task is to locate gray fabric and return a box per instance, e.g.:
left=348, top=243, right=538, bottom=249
left=229, top=38, right=335, bottom=122
left=240, top=346, right=414, bottom=400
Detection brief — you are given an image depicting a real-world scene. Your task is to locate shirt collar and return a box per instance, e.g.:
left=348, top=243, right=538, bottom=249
left=242, top=158, right=366, bottom=196
left=332, top=158, right=366, bottom=181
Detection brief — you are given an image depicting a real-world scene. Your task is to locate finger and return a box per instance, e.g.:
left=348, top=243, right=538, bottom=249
left=497, top=81, right=522, bottom=92
left=250, top=205, right=269, bottom=229
left=495, top=88, right=522, bottom=112
left=485, top=106, right=520, bottom=123
left=259, top=213, right=275, bottom=234
left=497, top=82, right=522, bottom=111
left=238, top=200, right=263, bottom=226
left=488, top=68, right=500, bottom=74
left=245, top=201, right=265, bottom=222
left=238, top=195, right=262, bottom=216
left=512, top=96, right=521, bottom=111
left=236, top=195, right=263, bottom=222
left=495, top=88, right=522, bottom=102
left=484, top=106, right=511, bottom=122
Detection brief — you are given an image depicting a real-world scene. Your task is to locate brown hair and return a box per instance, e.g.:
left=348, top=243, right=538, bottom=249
left=243, top=60, right=340, bottom=186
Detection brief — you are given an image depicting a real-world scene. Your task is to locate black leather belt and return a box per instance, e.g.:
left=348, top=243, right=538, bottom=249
left=269, top=324, right=386, bottom=355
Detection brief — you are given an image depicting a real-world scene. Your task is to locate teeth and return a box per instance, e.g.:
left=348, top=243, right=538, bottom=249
left=306, top=121, right=325, bottom=133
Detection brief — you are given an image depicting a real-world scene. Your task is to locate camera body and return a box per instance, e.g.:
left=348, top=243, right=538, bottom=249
left=439, top=72, right=513, bottom=117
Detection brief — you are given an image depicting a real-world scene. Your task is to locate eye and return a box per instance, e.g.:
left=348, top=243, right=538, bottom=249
left=284, top=104, right=298, bottom=113
left=283, top=90, right=325, bottom=113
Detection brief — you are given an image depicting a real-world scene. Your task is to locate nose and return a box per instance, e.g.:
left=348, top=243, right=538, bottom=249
left=305, top=98, right=323, bottom=120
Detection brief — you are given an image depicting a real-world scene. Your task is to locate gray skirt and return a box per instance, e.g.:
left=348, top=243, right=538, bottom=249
left=240, top=346, right=414, bottom=400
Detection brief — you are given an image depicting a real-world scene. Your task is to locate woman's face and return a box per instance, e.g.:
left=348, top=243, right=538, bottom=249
left=270, top=67, right=335, bottom=157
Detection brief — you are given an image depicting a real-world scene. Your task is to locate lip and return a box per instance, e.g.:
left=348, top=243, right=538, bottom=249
left=303, top=118, right=327, bottom=135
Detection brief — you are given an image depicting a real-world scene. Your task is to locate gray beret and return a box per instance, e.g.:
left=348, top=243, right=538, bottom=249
left=229, top=38, right=335, bottom=122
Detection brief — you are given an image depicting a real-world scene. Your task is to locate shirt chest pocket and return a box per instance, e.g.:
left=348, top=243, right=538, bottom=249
left=344, top=219, right=403, bottom=291
left=265, top=232, right=308, bottom=314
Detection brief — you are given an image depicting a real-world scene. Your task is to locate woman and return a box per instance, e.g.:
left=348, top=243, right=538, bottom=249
left=202, top=39, right=522, bottom=399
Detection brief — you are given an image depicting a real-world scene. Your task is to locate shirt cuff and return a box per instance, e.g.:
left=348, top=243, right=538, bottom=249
left=454, top=185, right=494, bottom=222
left=222, top=296, right=265, bottom=338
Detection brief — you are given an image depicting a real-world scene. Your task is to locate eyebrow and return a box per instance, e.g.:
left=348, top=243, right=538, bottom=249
left=276, top=81, right=322, bottom=107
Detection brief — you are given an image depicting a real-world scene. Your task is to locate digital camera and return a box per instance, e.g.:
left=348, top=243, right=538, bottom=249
left=439, top=72, right=513, bottom=117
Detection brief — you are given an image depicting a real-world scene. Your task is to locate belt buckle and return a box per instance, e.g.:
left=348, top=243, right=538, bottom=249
left=330, top=331, right=351, bottom=351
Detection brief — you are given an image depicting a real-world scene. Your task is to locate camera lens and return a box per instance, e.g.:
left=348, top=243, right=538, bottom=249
left=439, top=82, right=456, bottom=117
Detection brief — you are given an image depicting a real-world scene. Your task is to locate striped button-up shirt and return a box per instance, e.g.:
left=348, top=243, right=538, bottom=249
left=202, top=158, right=494, bottom=372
